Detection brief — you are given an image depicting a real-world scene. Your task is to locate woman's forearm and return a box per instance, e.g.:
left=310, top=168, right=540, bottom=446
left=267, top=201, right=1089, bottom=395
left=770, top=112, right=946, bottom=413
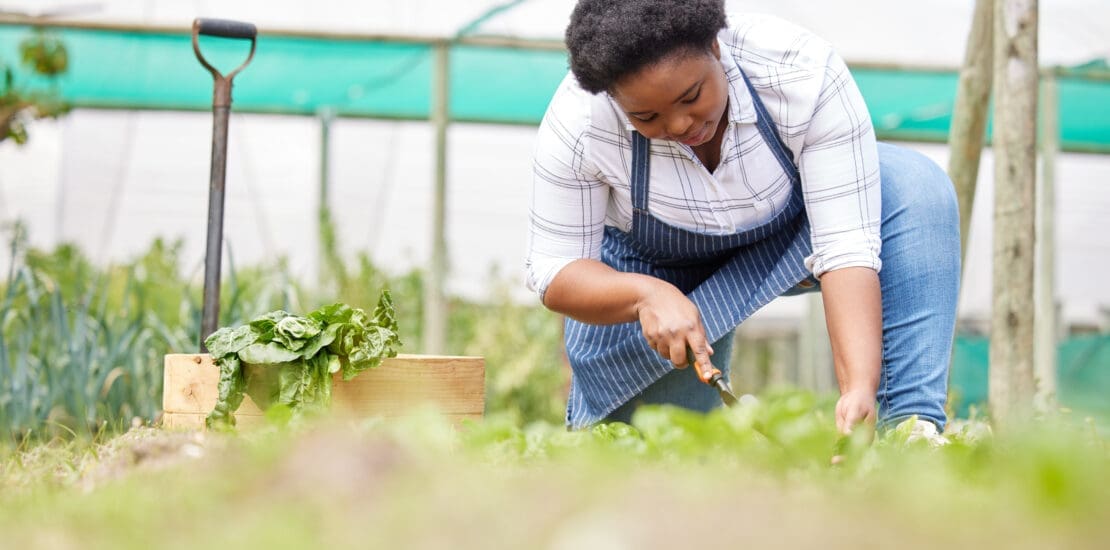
left=819, top=267, right=883, bottom=395
left=542, top=259, right=666, bottom=324
left=544, top=259, right=714, bottom=369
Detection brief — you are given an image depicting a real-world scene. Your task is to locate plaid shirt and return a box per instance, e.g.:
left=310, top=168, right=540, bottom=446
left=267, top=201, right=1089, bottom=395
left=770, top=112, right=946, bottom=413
left=527, top=14, right=881, bottom=299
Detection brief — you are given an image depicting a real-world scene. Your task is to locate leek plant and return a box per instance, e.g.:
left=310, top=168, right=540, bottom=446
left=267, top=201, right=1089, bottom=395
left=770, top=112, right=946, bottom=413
left=0, top=232, right=292, bottom=443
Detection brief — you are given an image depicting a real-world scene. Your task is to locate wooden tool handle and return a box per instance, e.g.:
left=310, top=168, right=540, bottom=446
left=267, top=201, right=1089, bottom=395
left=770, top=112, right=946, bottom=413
left=686, top=347, right=721, bottom=385
left=194, top=18, right=257, bottom=40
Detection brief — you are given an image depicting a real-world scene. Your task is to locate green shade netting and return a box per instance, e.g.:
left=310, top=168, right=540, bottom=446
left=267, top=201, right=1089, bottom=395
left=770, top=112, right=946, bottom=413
left=2, top=25, right=1108, bottom=152
left=2, top=25, right=1110, bottom=151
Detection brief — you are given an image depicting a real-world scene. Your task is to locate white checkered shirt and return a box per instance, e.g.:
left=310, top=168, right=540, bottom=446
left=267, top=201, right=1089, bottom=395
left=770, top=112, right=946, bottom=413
left=527, top=13, right=882, bottom=299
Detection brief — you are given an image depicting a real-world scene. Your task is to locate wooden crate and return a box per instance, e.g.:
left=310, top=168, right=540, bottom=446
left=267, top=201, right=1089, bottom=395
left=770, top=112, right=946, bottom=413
left=162, top=353, right=485, bottom=429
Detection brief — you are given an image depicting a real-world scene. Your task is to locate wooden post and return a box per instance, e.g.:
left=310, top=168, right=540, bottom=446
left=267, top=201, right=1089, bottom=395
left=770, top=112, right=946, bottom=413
left=798, top=293, right=833, bottom=392
left=767, top=333, right=795, bottom=387
left=947, top=0, right=994, bottom=264
left=424, top=43, right=450, bottom=354
left=1034, top=73, right=1058, bottom=410
left=318, top=108, right=334, bottom=288
left=735, top=333, right=761, bottom=394
left=989, top=0, right=1038, bottom=425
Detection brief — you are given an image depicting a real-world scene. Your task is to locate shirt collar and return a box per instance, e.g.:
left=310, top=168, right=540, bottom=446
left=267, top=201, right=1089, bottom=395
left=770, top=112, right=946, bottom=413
left=616, top=38, right=759, bottom=132
left=717, top=38, right=759, bottom=125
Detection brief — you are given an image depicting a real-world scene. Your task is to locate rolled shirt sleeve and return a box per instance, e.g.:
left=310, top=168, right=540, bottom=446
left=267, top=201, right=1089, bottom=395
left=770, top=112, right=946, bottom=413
left=526, top=76, right=609, bottom=300
left=798, top=49, right=883, bottom=278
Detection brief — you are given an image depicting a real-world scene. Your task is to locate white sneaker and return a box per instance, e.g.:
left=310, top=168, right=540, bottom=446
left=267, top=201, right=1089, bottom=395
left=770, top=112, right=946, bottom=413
left=895, top=416, right=950, bottom=447
left=945, top=419, right=993, bottom=444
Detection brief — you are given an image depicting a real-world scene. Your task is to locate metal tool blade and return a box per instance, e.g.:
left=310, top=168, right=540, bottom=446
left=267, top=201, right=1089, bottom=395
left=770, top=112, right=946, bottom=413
left=712, top=375, right=739, bottom=407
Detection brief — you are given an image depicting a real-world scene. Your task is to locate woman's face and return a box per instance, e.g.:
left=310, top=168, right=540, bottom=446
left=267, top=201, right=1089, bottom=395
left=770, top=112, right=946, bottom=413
left=610, top=41, right=729, bottom=147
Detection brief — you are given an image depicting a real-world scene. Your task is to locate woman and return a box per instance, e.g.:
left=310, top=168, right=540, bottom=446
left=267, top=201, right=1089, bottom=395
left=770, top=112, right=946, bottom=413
left=527, top=0, right=959, bottom=438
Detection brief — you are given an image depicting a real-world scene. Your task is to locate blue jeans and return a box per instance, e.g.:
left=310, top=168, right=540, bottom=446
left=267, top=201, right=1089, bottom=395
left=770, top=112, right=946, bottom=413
left=606, top=143, right=961, bottom=431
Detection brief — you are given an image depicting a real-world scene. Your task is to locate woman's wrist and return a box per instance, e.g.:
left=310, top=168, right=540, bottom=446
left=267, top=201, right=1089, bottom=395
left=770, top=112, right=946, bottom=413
left=629, top=274, right=670, bottom=316
left=841, top=365, right=880, bottom=396
left=842, top=383, right=878, bottom=397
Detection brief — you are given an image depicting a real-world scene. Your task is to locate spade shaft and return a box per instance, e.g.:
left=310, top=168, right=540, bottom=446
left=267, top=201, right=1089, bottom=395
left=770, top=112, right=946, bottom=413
left=191, top=18, right=257, bottom=350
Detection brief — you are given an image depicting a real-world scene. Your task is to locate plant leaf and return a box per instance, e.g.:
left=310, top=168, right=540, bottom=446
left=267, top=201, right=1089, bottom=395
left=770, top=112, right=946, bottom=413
left=372, top=289, right=398, bottom=333
left=249, top=310, right=291, bottom=342
left=238, top=342, right=302, bottom=365
left=205, top=356, right=245, bottom=429
left=308, top=302, right=352, bottom=325
left=273, top=315, right=321, bottom=351
left=204, top=324, right=259, bottom=359
left=301, top=323, right=339, bottom=360
left=277, top=361, right=304, bottom=406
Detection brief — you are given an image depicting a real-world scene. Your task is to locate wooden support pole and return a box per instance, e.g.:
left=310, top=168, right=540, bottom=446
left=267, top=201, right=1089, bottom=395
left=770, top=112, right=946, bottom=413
left=767, top=334, right=795, bottom=388
left=989, top=0, right=1038, bottom=426
left=735, top=333, right=761, bottom=394
left=1034, top=74, right=1058, bottom=410
left=318, top=108, right=334, bottom=288
left=798, top=293, right=833, bottom=393
left=947, top=0, right=995, bottom=265
left=423, top=43, right=450, bottom=354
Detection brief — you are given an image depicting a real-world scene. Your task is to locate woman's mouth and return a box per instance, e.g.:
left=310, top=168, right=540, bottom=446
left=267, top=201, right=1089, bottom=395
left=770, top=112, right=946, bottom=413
left=679, top=123, right=710, bottom=146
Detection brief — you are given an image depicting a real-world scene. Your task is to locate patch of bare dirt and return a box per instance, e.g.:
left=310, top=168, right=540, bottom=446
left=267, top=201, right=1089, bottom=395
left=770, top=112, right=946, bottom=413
left=78, top=426, right=216, bottom=491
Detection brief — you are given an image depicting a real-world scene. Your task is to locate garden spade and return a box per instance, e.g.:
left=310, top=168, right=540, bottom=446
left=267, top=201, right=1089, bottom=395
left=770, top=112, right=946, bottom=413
left=191, top=17, right=257, bottom=351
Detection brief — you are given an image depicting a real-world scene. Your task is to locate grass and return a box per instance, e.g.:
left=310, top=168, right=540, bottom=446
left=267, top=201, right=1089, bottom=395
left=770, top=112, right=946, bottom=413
left=0, top=396, right=1107, bottom=549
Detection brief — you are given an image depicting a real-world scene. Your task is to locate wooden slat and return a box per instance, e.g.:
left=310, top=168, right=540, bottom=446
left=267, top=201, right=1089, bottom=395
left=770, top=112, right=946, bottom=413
left=162, top=411, right=264, bottom=431
left=161, top=411, right=483, bottom=431
left=330, top=356, right=485, bottom=416
left=162, top=354, right=264, bottom=415
left=162, top=354, right=485, bottom=425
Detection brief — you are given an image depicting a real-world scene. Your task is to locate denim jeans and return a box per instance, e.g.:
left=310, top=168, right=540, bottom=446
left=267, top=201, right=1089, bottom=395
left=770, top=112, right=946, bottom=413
left=606, top=143, right=961, bottom=431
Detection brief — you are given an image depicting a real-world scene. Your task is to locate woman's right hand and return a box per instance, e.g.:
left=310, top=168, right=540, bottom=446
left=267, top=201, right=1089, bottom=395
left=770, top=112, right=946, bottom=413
left=634, top=279, right=713, bottom=370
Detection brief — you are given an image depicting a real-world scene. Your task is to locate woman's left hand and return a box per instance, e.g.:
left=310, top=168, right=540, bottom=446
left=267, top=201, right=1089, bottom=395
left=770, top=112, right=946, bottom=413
left=835, top=389, right=876, bottom=435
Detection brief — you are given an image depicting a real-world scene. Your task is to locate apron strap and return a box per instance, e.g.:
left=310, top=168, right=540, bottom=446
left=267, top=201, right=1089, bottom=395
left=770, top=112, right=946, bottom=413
left=738, top=70, right=799, bottom=178
left=630, top=131, right=651, bottom=212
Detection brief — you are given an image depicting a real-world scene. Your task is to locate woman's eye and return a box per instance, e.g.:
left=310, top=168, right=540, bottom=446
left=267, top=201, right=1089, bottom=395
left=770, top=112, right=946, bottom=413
left=682, top=89, right=702, bottom=105
left=634, top=114, right=658, bottom=122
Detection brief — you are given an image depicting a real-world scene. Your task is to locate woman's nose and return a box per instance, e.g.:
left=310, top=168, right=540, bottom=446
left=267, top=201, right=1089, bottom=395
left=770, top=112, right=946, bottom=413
left=665, top=115, right=694, bottom=140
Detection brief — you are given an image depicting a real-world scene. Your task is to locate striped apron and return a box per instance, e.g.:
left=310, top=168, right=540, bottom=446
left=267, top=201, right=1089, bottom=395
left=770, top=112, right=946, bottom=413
left=564, top=69, right=814, bottom=429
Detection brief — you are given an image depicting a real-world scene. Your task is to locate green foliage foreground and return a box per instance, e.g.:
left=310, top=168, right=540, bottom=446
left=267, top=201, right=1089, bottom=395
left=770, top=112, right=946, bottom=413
left=1, top=395, right=1107, bottom=549
left=0, top=229, right=566, bottom=442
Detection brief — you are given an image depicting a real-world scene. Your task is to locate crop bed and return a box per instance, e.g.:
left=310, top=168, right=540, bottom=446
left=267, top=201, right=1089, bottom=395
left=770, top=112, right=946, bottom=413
left=2, top=392, right=1107, bottom=549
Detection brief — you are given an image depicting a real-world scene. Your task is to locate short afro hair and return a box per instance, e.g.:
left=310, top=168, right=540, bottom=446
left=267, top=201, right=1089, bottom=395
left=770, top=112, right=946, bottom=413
left=565, top=0, right=727, bottom=94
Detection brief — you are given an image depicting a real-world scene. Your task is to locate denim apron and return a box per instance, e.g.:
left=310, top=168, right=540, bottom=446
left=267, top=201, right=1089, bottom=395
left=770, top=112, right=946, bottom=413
left=564, top=69, right=813, bottom=429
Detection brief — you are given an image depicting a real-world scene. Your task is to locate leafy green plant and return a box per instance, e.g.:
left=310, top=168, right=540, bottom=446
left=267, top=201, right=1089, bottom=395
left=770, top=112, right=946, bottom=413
left=1, top=29, right=70, bottom=144
left=19, top=30, right=68, bottom=76
left=204, top=293, right=402, bottom=428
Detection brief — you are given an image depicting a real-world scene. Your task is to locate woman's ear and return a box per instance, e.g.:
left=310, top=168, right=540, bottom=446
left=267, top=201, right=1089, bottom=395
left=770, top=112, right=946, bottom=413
left=710, top=39, right=721, bottom=60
